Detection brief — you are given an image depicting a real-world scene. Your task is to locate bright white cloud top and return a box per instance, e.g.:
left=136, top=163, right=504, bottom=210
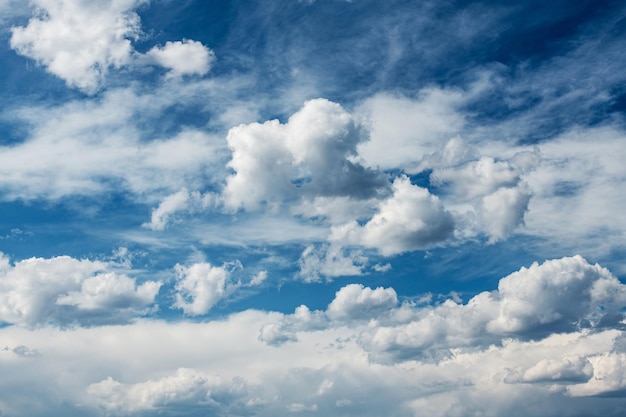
left=1, top=0, right=625, bottom=416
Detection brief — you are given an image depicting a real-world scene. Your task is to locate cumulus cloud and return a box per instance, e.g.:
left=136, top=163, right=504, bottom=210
left=326, top=284, right=398, bottom=321
left=145, top=39, right=215, bottom=78
left=173, top=261, right=263, bottom=316
left=0, top=252, right=160, bottom=327
left=338, top=176, right=454, bottom=256
left=517, top=356, right=594, bottom=384
left=260, top=283, right=398, bottom=345
left=1, top=281, right=625, bottom=416
left=223, top=98, right=388, bottom=211
left=261, top=256, right=626, bottom=364
left=361, top=255, right=626, bottom=362
left=10, top=0, right=146, bottom=92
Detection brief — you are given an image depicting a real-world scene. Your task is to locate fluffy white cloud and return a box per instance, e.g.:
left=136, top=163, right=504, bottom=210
left=517, top=356, right=594, bottom=384
left=361, top=256, right=626, bottom=362
left=10, top=0, right=146, bottom=92
left=326, top=284, right=398, bottom=321
left=146, top=39, right=215, bottom=78
left=0, top=253, right=160, bottom=327
left=173, top=261, right=263, bottom=316
left=260, top=283, right=398, bottom=345
left=261, top=256, right=626, bottom=365
left=224, top=98, right=388, bottom=211
left=173, top=262, right=236, bottom=316
left=339, top=176, right=455, bottom=256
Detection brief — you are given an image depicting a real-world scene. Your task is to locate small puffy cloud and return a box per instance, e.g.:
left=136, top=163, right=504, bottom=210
left=173, top=262, right=236, bottom=316
left=297, top=243, right=366, bottom=283
left=145, top=39, right=215, bottom=78
left=10, top=0, right=146, bottom=92
left=326, top=284, right=398, bottom=321
left=223, top=98, right=388, bottom=211
left=0, top=252, right=160, bottom=327
left=480, top=184, right=531, bottom=242
left=143, top=188, right=214, bottom=231
left=173, top=261, right=262, bottom=316
left=340, top=176, right=455, bottom=256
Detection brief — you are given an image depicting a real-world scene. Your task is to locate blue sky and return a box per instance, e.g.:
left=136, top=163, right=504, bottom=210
left=1, top=0, right=626, bottom=415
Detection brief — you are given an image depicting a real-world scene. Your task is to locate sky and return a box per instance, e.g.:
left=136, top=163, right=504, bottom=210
left=0, top=0, right=626, bottom=415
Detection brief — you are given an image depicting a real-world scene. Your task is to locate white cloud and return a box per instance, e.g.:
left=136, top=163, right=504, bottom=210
left=145, top=39, right=215, bottom=78
left=361, top=255, right=626, bottom=362
left=0, top=88, right=227, bottom=201
left=10, top=0, right=146, bottom=92
left=339, top=176, right=455, bottom=256
left=173, top=262, right=238, bottom=316
left=480, top=184, right=531, bottom=242
left=172, top=261, right=263, bottom=316
left=88, top=368, right=245, bottom=414
left=55, top=273, right=161, bottom=312
left=519, top=356, right=594, bottom=384
left=263, top=256, right=626, bottom=364
left=258, top=305, right=327, bottom=346
left=567, top=352, right=626, bottom=397
left=518, top=125, right=626, bottom=258
left=431, top=156, right=521, bottom=200
left=223, top=98, right=388, bottom=211
left=0, top=252, right=160, bottom=327
left=326, top=284, right=398, bottom=321
left=427, top=149, right=533, bottom=242
left=143, top=188, right=214, bottom=231
left=297, top=243, right=366, bottom=283
left=356, top=89, right=467, bottom=170
left=0, top=274, right=625, bottom=416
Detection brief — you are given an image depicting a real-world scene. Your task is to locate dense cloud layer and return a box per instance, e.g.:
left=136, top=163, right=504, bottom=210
left=0, top=256, right=624, bottom=416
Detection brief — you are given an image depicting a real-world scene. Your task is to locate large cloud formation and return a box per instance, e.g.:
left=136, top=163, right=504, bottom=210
left=224, top=98, right=388, bottom=211
left=0, top=256, right=624, bottom=417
